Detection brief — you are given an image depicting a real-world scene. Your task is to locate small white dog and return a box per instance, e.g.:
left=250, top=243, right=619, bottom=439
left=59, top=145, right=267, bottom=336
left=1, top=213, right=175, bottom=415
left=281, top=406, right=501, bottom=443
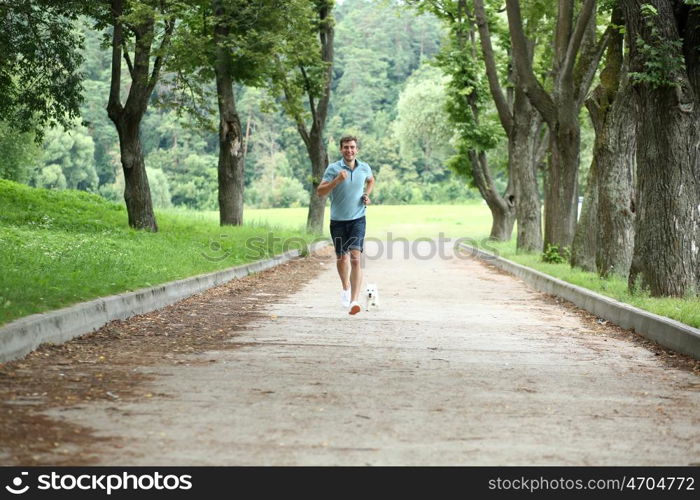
left=364, top=283, right=380, bottom=311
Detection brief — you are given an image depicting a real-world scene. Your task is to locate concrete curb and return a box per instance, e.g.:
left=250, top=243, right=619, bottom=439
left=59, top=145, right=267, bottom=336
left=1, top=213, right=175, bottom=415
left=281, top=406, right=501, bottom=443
left=0, top=239, right=331, bottom=363
left=460, top=244, right=700, bottom=360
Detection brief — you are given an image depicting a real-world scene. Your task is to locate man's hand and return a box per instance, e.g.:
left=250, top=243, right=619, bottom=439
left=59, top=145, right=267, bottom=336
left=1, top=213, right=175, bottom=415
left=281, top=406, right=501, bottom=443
left=335, top=170, right=348, bottom=184
left=316, top=170, right=348, bottom=197
left=361, top=194, right=371, bottom=205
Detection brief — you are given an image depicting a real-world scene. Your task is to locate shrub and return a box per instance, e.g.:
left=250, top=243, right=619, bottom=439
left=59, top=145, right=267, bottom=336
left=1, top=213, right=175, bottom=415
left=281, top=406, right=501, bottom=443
left=542, top=244, right=571, bottom=264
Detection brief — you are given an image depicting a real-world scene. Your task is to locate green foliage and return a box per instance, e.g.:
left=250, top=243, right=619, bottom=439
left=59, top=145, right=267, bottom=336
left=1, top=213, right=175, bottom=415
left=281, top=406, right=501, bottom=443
left=0, top=0, right=85, bottom=137
left=0, top=179, right=317, bottom=325
left=333, top=46, right=391, bottom=131
left=330, top=0, right=444, bottom=133
left=437, top=40, right=500, bottom=152
left=394, top=65, right=454, bottom=182
left=34, top=165, right=68, bottom=190
left=0, top=122, right=41, bottom=183
left=152, top=151, right=218, bottom=210
left=372, top=164, right=476, bottom=204
left=629, top=3, right=687, bottom=89
left=36, top=123, right=98, bottom=191
left=146, top=167, right=173, bottom=209
left=3, top=1, right=465, bottom=211
left=244, top=144, right=309, bottom=208
left=542, top=244, right=571, bottom=264
left=415, top=0, right=506, bottom=194
left=267, top=0, right=333, bottom=129
left=246, top=176, right=309, bottom=209
left=165, top=0, right=312, bottom=118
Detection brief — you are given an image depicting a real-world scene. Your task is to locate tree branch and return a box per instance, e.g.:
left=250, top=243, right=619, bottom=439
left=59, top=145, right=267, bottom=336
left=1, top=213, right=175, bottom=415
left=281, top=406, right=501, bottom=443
left=121, top=38, right=134, bottom=77
left=473, top=0, right=513, bottom=135
left=107, top=0, right=124, bottom=118
left=281, top=77, right=310, bottom=149
left=147, top=16, right=176, bottom=96
left=575, top=27, right=610, bottom=110
left=534, top=124, right=549, bottom=168
left=312, top=1, right=334, bottom=131
left=561, top=0, right=596, bottom=88
left=299, top=65, right=317, bottom=128
left=505, top=0, right=557, bottom=124
left=554, top=0, right=574, bottom=71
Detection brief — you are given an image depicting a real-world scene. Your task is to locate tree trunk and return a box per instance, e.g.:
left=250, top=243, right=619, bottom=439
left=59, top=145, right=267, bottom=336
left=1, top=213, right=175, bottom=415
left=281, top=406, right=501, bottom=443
left=544, top=120, right=580, bottom=250
left=624, top=0, right=700, bottom=296
left=595, top=83, right=636, bottom=278
left=106, top=0, right=174, bottom=232
left=469, top=150, right=516, bottom=241
left=305, top=130, right=329, bottom=233
left=302, top=2, right=334, bottom=234
left=113, top=118, right=157, bottom=231
left=490, top=205, right=516, bottom=242
left=571, top=155, right=598, bottom=271
left=213, top=0, right=244, bottom=226
left=511, top=88, right=543, bottom=252
left=584, top=7, right=638, bottom=279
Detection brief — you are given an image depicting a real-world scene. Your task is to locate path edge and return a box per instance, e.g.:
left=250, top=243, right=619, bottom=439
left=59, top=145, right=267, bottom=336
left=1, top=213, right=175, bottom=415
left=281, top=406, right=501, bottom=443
left=459, top=243, right=700, bottom=360
left=0, top=239, right=331, bottom=362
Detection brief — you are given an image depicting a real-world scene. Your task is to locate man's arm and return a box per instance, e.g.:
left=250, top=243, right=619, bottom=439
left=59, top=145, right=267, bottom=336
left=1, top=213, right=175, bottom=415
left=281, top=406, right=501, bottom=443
left=317, top=170, right=348, bottom=197
left=362, top=176, right=375, bottom=205
left=365, top=176, right=375, bottom=196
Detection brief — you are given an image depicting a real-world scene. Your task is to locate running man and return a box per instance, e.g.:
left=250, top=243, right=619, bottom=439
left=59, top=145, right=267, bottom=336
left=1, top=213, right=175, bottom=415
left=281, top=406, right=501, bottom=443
left=317, top=135, right=375, bottom=315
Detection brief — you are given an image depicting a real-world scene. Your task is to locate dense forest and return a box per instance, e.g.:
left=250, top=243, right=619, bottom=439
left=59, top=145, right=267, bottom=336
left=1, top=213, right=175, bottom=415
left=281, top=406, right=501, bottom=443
left=1, top=0, right=699, bottom=298
left=0, top=0, right=482, bottom=212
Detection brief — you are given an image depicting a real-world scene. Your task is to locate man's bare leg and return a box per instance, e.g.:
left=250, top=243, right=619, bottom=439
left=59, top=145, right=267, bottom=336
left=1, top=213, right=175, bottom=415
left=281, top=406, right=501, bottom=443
left=349, top=249, right=363, bottom=303
left=336, top=253, right=350, bottom=290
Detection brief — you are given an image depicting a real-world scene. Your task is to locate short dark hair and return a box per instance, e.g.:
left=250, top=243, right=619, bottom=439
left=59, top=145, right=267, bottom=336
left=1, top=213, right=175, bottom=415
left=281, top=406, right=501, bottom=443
left=339, top=135, right=359, bottom=148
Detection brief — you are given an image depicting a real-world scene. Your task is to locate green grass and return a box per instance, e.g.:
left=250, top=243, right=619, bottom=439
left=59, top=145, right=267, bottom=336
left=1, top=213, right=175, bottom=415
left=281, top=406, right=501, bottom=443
left=488, top=240, right=700, bottom=329
left=186, top=202, right=496, bottom=240
left=0, top=180, right=320, bottom=326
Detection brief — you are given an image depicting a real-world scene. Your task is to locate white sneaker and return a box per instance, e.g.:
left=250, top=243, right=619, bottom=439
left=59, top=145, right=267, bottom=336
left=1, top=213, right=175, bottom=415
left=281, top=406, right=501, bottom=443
left=349, top=301, right=361, bottom=315
left=340, top=288, right=351, bottom=308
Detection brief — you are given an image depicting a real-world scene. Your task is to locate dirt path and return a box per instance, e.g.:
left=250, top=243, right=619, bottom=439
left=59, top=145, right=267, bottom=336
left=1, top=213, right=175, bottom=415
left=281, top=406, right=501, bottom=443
left=1, top=241, right=698, bottom=465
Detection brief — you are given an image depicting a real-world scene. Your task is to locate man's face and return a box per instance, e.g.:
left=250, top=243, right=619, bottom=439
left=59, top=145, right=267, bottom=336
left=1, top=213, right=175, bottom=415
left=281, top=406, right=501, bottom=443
left=340, top=140, right=358, bottom=163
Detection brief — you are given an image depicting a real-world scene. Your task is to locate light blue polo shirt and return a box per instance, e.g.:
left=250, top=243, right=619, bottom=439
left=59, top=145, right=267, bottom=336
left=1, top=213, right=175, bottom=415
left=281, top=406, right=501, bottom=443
left=322, top=159, right=373, bottom=221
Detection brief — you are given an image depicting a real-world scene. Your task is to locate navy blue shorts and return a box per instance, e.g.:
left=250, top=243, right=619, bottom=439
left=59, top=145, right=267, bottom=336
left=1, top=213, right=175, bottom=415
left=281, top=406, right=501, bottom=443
left=330, top=216, right=366, bottom=256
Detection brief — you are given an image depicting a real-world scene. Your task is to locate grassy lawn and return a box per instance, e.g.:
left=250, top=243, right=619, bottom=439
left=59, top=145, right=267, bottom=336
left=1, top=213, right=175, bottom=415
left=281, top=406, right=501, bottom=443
left=181, top=202, right=495, bottom=240
left=0, top=181, right=318, bottom=326
left=487, top=241, right=700, bottom=329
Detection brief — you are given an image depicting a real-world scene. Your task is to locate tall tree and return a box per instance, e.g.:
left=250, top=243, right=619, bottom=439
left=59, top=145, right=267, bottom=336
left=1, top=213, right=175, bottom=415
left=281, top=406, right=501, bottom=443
left=571, top=6, right=636, bottom=275
left=102, top=0, right=178, bottom=231
left=428, top=0, right=516, bottom=241
left=590, top=6, right=636, bottom=278
left=169, top=0, right=317, bottom=224
left=506, top=0, right=609, bottom=251
left=212, top=0, right=245, bottom=225
left=473, top=0, right=546, bottom=252
left=624, top=0, right=700, bottom=296
left=209, top=0, right=307, bottom=224
left=276, top=0, right=335, bottom=234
